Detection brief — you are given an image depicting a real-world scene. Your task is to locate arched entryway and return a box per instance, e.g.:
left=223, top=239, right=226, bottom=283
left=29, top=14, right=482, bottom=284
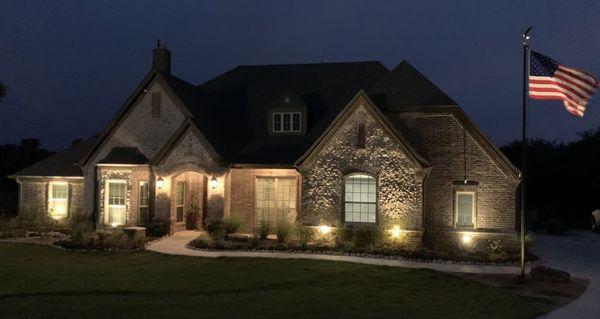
left=170, top=170, right=207, bottom=233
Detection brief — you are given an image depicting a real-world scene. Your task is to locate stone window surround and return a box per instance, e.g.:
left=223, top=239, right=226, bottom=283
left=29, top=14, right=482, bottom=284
left=452, top=180, right=479, bottom=229
left=98, top=169, right=133, bottom=227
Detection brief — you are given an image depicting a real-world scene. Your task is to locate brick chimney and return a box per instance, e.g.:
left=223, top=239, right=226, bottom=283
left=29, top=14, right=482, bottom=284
left=152, top=40, right=171, bottom=75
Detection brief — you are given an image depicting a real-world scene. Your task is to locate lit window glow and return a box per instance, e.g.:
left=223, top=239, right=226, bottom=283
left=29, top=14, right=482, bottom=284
left=106, top=180, right=126, bottom=226
left=344, top=174, right=376, bottom=223
left=48, top=182, right=68, bottom=219
left=255, top=177, right=297, bottom=225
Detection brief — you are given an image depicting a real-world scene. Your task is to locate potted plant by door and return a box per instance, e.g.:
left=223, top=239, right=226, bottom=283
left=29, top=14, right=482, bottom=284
left=185, top=196, right=201, bottom=230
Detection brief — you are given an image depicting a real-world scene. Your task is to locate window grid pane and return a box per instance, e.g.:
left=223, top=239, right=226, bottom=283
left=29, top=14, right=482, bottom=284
left=107, top=181, right=126, bottom=225
left=292, top=113, right=301, bottom=131
left=49, top=183, right=68, bottom=218
left=273, top=112, right=301, bottom=133
left=176, top=182, right=186, bottom=222
left=344, top=174, right=376, bottom=223
left=139, top=182, right=149, bottom=206
left=51, top=184, right=68, bottom=199
left=282, top=113, right=291, bottom=131
left=273, top=113, right=282, bottom=132
left=457, top=193, right=474, bottom=226
left=256, top=177, right=297, bottom=225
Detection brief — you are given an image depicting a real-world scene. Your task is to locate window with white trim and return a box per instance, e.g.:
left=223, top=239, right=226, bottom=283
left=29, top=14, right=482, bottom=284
left=176, top=182, right=186, bottom=222
left=273, top=112, right=301, bottom=133
left=255, top=177, right=297, bottom=225
left=456, top=191, right=475, bottom=227
left=48, top=182, right=68, bottom=219
left=344, top=174, right=376, bottom=223
left=139, top=181, right=149, bottom=224
left=106, top=180, right=127, bottom=226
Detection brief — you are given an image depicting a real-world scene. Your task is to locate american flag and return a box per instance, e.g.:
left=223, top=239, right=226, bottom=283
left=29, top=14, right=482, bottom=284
left=529, top=51, right=599, bottom=117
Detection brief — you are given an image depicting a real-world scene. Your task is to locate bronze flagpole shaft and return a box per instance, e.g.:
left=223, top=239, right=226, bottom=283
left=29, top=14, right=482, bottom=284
left=520, top=26, right=533, bottom=283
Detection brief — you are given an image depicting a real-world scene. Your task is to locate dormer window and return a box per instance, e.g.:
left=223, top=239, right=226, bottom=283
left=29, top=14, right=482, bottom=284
left=273, top=112, right=301, bottom=133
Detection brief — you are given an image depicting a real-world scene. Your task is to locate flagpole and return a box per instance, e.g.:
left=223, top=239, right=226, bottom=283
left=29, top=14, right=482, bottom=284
left=520, top=26, right=532, bottom=283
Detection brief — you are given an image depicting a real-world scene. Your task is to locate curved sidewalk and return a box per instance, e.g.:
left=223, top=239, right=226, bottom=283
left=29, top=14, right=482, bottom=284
left=147, top=230, right=524, bottom=274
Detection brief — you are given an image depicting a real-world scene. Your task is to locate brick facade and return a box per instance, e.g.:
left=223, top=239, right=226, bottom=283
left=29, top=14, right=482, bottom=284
left=17, top=177, right=84, bottom=226
left=228, top=168, right=300, bottom=231
left=392, top=111, right=520, bottom=250
left=14, top=76, right=519, bottom=253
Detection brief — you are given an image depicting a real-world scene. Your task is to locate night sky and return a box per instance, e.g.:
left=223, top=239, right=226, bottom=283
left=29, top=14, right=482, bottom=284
left=1, top=1, right=599, bottom=151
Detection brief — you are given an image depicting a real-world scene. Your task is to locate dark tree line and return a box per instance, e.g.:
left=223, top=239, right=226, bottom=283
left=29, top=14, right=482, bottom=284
left=501, top=127, right=600, bottom=230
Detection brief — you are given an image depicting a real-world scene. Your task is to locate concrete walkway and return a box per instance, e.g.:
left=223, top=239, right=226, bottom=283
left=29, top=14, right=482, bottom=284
left=530, top=231, right=600, bottom=319
left=147, top=230, right=523, bottom=274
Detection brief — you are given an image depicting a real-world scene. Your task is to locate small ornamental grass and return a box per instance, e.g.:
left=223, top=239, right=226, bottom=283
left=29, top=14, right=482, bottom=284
left=55, top=229, right=145, bottom=251
left=275, top=218, right=294, bottom=243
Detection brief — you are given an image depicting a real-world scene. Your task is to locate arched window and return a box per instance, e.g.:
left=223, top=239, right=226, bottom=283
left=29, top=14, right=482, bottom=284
left=344, top=174, right=377, bottom=223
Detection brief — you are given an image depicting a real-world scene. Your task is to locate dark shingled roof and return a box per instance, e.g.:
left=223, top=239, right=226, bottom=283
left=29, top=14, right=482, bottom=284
left=11, top=134, right=99, bottom=177
left=154, top=61, right=456, bottom=165
left=195, top=61, right=390, bottom=164
left=368, top=60, right=457, bottom=110
left=13, top=60, right=461, bottom=177
left=98, top=147, right=148, bottom=165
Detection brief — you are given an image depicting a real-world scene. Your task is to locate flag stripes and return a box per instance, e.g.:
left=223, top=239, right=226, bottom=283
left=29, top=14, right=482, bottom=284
left=529, top=51, right=599, bottom=117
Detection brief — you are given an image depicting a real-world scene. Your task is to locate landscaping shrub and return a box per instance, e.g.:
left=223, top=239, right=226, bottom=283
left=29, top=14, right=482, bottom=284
left=334, top=225, right=354, bottom=246
left=223, top=217, right=242, bottom=235
left=256, top=220, right=270, bottom=240
left=55, top=230, right=144, bottom=251
left=68, top=216, right=93, bottom=242
left=275, top=218, right=294, bottom=243
left=185, top=195, right=202, bottom=230
left=296, top=226, right=313, bottom=248
left=530, top=266, right=571, bottom=283
left=145, top=220, right=169, bottom=238
left=352, top=226, right=380, bottom=248
left=207, top=221, right=226, bottom=241
left=487, top=239, right=508, bottom=262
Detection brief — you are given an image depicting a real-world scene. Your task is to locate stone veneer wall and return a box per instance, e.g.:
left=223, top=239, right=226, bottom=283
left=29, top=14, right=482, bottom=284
left=97, top=166, right=150, bottom=227
left=299, top=104, right=425, bottom=230
left=392, top=111, right=520, bottom=251
left=82, top=79, right=188, bottom=220
left=228, top=168, right=300, bottom=231
left=17, top=178, right=84, bottom=226
left=153, top=127, right=228, bottom=231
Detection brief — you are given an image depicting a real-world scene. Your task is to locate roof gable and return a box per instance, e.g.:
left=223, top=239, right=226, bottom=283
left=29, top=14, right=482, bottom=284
left=80, top=69, right=194, bottom=166
left=98, top=147, right=148, bottom=165
left=151, top=119, right=222, bottom=167
left=295, top=90, right=429, bottom=169
left=368, top=60, right=457, bottom=110
left=11, top=134, right=99, bottom=178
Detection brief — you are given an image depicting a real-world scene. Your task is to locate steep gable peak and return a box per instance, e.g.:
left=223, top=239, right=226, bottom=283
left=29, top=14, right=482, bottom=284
left=368, top=60, right=457, bottom=110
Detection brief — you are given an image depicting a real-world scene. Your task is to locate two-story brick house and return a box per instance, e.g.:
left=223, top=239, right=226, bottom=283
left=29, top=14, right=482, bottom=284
left=10, top=43, right=520, bottom=250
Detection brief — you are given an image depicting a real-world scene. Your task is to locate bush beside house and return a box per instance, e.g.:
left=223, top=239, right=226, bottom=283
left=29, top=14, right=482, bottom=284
left=191, top=222, right=526, bottom=264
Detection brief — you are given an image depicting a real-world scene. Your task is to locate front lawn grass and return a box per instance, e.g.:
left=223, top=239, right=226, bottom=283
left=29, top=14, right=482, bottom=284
left=0, top=243, right=554, bottom=319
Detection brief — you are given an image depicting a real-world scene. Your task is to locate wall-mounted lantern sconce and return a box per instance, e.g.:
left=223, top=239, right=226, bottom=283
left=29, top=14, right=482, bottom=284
left=156, top=177, right=164, bottom=189
left=210, top=177, right=218, bottom=190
